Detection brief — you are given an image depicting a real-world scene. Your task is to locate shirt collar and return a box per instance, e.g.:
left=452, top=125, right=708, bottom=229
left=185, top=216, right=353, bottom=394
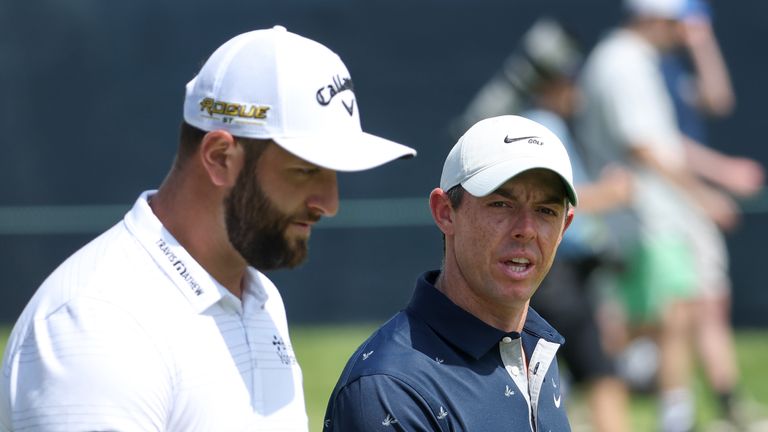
left=406, top=270, right=564, bottom=360
left=522, top=306, right=565, bottom=345
left=123, top=190, right=269, bottom=314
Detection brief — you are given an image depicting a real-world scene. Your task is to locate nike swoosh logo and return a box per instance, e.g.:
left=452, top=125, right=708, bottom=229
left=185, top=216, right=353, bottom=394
left=553, top=393, right=561, bottom=408
left=504, top=135, right=539, bottom=143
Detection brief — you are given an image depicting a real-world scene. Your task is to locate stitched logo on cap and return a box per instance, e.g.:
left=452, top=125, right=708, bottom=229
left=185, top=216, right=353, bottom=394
left=504, top=135, right=542, bottom=145
left=199, top=98, right=270, bottom=121
left=316, top=75, right=356, bottom=116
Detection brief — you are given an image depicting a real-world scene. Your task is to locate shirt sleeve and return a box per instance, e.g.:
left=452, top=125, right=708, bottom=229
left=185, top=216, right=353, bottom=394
left=4, top=297, right=171, bottom=431
left=324, top=374, right=447, bottom=432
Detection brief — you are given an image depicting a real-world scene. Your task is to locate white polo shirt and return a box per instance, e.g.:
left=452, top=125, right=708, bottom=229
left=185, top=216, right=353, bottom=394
left=0, top=191, right=308, bottom=431
left=577, top=28, right=695, bottom=239
left=578, top=28, right=686, bottom=173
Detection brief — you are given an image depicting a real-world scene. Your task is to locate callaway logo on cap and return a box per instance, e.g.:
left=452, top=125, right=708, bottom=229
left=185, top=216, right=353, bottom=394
left=183, top=25, right=416, bottom=172
left=440, top=115, right=577, bottom=205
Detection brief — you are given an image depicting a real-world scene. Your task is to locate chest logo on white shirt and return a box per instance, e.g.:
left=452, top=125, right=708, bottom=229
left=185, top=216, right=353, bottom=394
left=272, top=335, right=297, bottom=365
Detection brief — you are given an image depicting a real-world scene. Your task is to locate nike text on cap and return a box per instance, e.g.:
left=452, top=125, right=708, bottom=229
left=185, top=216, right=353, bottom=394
left=183, top=25, right=416, bottom=172
left=440, top=115, right=578, bottom=206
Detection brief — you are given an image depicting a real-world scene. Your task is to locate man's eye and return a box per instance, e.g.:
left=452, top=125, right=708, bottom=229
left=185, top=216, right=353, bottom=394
left=538, top=207, right=558, bottom=216
left=490, top=201, right=508, bottom=208
left=295, top=167, right=320, bottom=175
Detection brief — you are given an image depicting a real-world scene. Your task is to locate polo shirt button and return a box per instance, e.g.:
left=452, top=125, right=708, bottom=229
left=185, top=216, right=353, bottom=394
left=510, top=366, right=520, bottom=376
left=502, top=336, right=512, bottom=343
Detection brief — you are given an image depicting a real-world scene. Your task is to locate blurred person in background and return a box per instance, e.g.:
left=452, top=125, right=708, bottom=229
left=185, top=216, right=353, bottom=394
left=661, top=0, right=765, bottom=428
left=576, top=0, right=762, bottom=430
left=518, top=20, right=635, bottom=432
left=451, top=18, right=634, bottom=432
left=0, top=26, right=415, bottom=431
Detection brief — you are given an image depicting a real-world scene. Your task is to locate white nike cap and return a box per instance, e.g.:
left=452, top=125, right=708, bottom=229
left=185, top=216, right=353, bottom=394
left=440, top=115, right=577, bottom=205
left=183, top=25, right=416, bottom=171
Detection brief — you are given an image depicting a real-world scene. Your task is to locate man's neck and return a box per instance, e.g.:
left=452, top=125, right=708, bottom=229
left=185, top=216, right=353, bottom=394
left=435, top=267, right=529, bottom=334
left=150, top=180, right=248, bottom=299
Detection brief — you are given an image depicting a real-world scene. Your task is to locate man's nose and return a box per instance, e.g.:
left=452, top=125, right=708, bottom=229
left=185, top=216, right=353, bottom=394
left=307, top=170, right=339, bottom=217
left=510, top=209, right=536, bottom=242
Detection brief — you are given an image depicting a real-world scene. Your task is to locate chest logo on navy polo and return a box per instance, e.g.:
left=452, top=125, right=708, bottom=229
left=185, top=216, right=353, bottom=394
left=437, top=406, right=448, bottom=420
left=552, top=377, right=562, bottom=408
left=505, top=385, right=515, bottom=397
left=382, top=413, right=398, bottom=426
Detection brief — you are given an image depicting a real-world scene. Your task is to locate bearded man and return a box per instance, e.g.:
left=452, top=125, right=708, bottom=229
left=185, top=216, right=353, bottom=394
left=0, top=26, right=414, bottom=432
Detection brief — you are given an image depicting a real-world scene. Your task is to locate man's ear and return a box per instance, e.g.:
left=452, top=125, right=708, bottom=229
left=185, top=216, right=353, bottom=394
left=199, top=130, right=243, bottom=187
left=562, top=206, right=575, bottom=233
left=429, top=188, right=456, bottom=236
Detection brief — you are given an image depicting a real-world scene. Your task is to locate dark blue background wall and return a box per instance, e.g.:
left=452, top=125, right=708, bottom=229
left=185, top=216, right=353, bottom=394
left=2, top=0, right=766, bottom=326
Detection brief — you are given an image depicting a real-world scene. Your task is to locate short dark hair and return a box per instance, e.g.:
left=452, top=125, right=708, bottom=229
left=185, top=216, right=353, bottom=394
left=440, top=184, right=465, bottom=254
left=237, top=136, right=272, bottom=175
left=445, top=184, right=465, bottom=209
left=177, top=121, right=208, bottom=168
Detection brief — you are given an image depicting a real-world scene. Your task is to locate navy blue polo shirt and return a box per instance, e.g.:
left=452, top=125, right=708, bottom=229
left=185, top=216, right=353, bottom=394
left=323, top=270, right=571, bottom=431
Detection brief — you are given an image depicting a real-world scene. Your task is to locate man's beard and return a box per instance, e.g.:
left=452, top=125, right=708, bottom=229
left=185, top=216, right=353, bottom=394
left=225, top=171, right=319, bottom=271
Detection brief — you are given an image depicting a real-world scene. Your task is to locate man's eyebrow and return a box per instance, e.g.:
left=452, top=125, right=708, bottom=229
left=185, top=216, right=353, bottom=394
left=492, top=189, right=516, bottom=200
left=492, top=187, right=566, bottom=205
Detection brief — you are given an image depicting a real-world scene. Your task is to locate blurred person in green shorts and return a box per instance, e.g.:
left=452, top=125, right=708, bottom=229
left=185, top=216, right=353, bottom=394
left=575, top=0, right=748, bottom=430
left=660, top=0, right=766, bottom=428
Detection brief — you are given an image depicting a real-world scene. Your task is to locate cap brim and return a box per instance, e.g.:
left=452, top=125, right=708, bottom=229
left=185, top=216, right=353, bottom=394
left=273, top=132, right=416, bottom=172
left=461, top=158, right=578, bottom=206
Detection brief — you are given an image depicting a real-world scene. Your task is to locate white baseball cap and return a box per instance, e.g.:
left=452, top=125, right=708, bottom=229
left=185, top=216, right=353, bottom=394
left=440, top=115, right=577, bottom=205
left=624, top=0, right=687, bottom=20
left=183, top=25, right=416, bottom=172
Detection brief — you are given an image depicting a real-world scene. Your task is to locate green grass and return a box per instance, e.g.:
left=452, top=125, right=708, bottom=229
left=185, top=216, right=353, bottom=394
left=291, top=325, right=768, bottom=432
left=290, top=323, right=379, bottom=429
left=1, top=324, right=766, bottom=431
left=0, top=326, right=9, bottom=358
